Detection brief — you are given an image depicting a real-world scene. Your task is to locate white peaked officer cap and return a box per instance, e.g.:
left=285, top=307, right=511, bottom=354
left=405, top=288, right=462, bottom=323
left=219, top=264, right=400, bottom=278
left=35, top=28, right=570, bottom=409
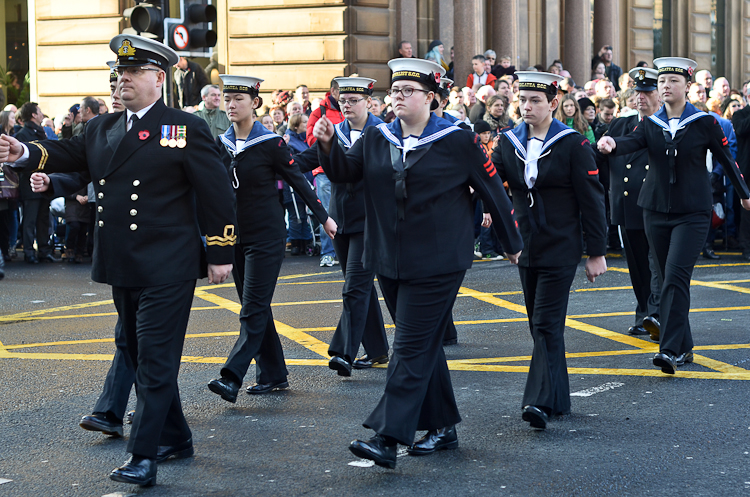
left=219, top=75, right=264, bottom=95
left=516, top=71, right=565, bottom=96
left=334, top=77, right=377, bottom=96
left=107, top=61, right=117, bottom=83
left=110, top=34, right=178, bottom=70
left=388, top=58, right=445, bottom=92
left=653, top=57, right=698, bottom=80
left=629, top=67, right=659, bottom=92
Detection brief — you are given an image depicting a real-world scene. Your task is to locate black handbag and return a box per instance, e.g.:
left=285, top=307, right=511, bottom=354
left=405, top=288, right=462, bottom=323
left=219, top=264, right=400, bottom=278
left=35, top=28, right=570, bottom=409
left=0, top=163, right=20, bottom=200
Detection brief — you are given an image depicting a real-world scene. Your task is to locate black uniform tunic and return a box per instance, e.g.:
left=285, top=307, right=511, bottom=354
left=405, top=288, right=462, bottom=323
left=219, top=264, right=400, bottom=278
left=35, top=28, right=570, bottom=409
left=492, top=118, right=607, bottom=415
left=598, top=114, right=660, bottom=325
left=217, top=121, right=330, bottom=385
left=319, top=113, right=522, bottom=444
left=18, top=98, right=237, bottom=458
left=611, top=103, right=750, bottom=357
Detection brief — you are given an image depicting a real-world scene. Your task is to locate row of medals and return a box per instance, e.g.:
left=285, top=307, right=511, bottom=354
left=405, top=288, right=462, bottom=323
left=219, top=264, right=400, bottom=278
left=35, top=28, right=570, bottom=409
left=160, top=125, right=187, bottom=148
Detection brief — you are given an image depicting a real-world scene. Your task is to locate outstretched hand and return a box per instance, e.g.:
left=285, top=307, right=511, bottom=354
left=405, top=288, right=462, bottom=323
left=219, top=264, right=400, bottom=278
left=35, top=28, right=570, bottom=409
left=313, top=116, right=335, bottom=154
left=597, top=136, right=616, bottom=154
left=585, top=255, right=607, bottom=282
left=30, top=172, right=50, bottom=193
left=0, top=134, right=25, bottom=163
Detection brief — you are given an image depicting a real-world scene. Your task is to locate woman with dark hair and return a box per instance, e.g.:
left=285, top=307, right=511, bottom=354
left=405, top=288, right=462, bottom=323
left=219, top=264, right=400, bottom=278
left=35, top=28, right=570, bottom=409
left=207, top=75, right=337, bottom=402
left=313, top=58, right=522, bottom=468
left=482, top=94, right=512, bottom=131
left=599, top=57, right=750, bottom=374
left=555, top=94, right=595, bottom=143
left=721, top=95, right=742, bottom=120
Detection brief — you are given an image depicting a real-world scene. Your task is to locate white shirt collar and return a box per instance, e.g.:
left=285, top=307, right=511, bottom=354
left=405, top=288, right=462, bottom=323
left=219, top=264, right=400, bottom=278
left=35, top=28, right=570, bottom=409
left=126, top=101, right=158, bottom=123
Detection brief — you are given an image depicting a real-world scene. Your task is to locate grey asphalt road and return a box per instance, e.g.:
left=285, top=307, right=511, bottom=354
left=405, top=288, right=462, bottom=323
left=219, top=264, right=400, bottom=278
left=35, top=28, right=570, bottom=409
left=1, top=251, right=749, bottom=497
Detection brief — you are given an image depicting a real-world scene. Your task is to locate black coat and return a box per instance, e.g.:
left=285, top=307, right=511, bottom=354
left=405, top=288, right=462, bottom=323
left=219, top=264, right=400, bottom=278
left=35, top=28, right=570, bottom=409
left=19, top=99, right=237, bottom=287
left=597, top=114, right=649, bottom=229
left=492, top=119, right=607, bottom=267
left=216, top=122, right=328, bottom=244
left=612, top=104, right=750, bottom=213
left=14, top=122, right=47, bottom=200
left=318, top=114, right=523, bottom=280
left=732, top=105, right=750, bottom=183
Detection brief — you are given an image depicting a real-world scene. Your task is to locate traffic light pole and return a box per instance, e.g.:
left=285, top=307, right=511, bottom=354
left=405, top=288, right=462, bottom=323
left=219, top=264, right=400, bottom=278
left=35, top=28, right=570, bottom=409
left=161, top=0, right=175, bottom=108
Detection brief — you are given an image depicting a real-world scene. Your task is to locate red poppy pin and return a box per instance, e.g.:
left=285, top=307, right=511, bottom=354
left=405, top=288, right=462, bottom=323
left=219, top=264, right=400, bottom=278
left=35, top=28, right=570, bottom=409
left=687, top=66, right=694, bottom=77
left=255, top=81, right=261, bottom=90
left=368, top=81, right=375, bottom=90
left=138, top=130, right=150, bottom=140
left=434, top=72, right=441, bottom=84
left=551, top=81, right=559, bottom=88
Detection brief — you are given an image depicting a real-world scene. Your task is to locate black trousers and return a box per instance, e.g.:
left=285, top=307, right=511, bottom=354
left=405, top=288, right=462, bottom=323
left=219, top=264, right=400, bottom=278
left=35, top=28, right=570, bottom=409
left=112, top=280, right=195, bottom=458
left=222, top=239, right=288, bottom=385
left=739, top=204, right=750, bottom=255
left=92, top=318, right=136, bottom=422
left=621, top=228, right=660, bottom=325
left=519, top=264, right=578, bottom=416
left=65, top=220, right=87, bottom=256
left=328, top=233, right=389, bottom=362
left=643, top=209, right=710, bottom=356
left=21, top=198, right=51, bottom=258
left=364, top=271, right=465, bottom=445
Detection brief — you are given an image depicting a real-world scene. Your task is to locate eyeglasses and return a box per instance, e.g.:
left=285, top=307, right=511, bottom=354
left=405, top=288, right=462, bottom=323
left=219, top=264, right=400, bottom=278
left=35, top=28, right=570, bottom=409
left=115, top=66, right=162, bottom=77
left=386, top=87, right=432, bottom=98
left=337, top=97, right=365, bottom=107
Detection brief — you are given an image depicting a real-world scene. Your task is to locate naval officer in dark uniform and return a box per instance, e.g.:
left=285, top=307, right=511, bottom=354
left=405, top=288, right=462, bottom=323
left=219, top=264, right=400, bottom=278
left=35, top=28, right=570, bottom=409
left=313, top=58, right=523, bottom=468
left=598, top=57, right=750, bottom=374
left=4, top=34, right=237, bottom=486
left=491, top=71, right=608, bottom=430
left=597, top=67, right=662, bottom=339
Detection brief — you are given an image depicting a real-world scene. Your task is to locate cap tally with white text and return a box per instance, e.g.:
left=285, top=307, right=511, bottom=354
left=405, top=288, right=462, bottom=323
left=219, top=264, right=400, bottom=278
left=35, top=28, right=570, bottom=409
left=107, top=61, right=117, bottom=83
left=334, top=77, right=376, bottom=96
left=515, top=71, right=564, bottom=96
left=629, top=67, right=658, bottom=92
left=653, top=57, right=697, bottom=80
left=110, top=34, right=178, bottom=71
left=219, top=75, right=264, bottom=95
left=388, top=58, right=445, bottom=92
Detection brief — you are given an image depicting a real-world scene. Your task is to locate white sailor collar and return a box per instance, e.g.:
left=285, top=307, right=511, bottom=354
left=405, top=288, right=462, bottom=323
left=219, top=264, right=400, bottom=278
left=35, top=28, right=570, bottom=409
left=334, top=112, right=383, bottom=149
left=375, top=112, right=461, bottom=150
left=219, top=120, right=278, bottom=156
left=647, top=101, right=708, bottom=134
left=502, top=118, right=577, bottom=161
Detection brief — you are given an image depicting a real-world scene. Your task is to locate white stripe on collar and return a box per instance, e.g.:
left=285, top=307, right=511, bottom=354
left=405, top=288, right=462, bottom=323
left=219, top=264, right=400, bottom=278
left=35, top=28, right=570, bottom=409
left=648, top=111, right=707, bottom=134
left=220, top=132, right=278, bottom=157
left=375, top=122, right=461, bottom=150
left=541, top=128, right=577, bottom=154
left=503, top=130, right=527, bottom=159
left=334, top=122, right=351, bottom=149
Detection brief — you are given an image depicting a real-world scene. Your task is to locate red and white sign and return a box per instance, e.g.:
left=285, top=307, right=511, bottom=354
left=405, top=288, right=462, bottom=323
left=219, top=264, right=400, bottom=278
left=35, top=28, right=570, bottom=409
left=172, top=24, right=189, bottom=50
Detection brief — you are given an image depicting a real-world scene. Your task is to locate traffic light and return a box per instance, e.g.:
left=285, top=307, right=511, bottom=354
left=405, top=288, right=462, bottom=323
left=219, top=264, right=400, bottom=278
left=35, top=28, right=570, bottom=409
left=123, top=1, right=166, bottom=39
left=166, top=0, right=216, bottom=55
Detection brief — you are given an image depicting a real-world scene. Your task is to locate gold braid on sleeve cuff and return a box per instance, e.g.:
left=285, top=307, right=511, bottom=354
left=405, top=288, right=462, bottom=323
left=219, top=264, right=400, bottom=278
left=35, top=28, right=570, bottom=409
left=29, top=141, right=49, bottom=171
left=205, top=224, right=237, bottom=246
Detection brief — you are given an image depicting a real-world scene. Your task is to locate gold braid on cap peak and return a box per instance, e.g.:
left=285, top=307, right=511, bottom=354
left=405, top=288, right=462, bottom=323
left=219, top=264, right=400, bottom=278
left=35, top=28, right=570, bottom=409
left=29, top=141, right=49, bottom=171
left=205, top=225, right=237, bottom=246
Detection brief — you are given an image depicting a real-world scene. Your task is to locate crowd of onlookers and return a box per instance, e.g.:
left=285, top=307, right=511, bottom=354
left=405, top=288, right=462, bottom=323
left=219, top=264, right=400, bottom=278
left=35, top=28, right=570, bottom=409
left=3, top=42, right=750, bottom=281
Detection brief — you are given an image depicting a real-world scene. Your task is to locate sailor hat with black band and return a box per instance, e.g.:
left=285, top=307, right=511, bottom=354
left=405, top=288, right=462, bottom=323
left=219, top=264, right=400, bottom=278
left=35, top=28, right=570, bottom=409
left=437, top=77, right=454, bottom=99
left=653, top=57, right=697, bottom=80
left=515, top=71, right=564, bottom=96
left=629, top=67, right=658, bottom=92
left=109, top=34, right=178, bottom=71
left=219, top=75, right=264, bottom=95
left=388, top=58, right=445, bottom=93
left=107, top=61, right=117, bottom=83
left=335, top=77, right=376, bottom=96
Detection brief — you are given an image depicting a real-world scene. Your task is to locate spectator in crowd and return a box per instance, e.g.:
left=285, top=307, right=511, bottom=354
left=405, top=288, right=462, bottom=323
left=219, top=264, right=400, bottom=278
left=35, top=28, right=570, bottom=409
left=444, top=103, right=470, bottom=126
left=556, top=94, right=594, bottom=143
left=560, top=77, right=576, bottom=94
left=194, top=84, right=231, bottom=138
left=41, top=117, right=58, bottom=140
left=495, top=77, right=513, bottom=100
left=481, top=94, right=512, bottom=131
left=270, top=105, right=286, bottom=134
left=397, top=40, right=414, bottom=58
left=695, top=70, right=713, bottom=95
left=577, top=97, right=598, bottom=128
left=688, top=82, right=708, bottom=104
left=306, top=78, right=343, bottom=146
left=369, top=96, right=385, bottom=119
left=469, top=85, right=496, bottom=122
left=425, top=40, right=450, bottom=72
left=706, top=97, right=722, bottom=115
left=597, top=45, right=623, bottom=91
left=283, top=113, right=314, bottom=256
left=592, top=60, right=606, bottom=80
left=467, top=54, right=497, bottom=90
left=96, top=99, right=109, bottom=114
left=295, top=85, right=312, bottom=116
left=595, top=98, right=617, bottom=139
left=711, top=77, right=731, bottom=100
left=491, top=55, right=516, bottom=79
left=618, top=88, right=639, bottom=116
left=173, top=56, right=210, bottom=109
left=584, top=80, right=597, bottom=96
left=595, top=79, right=617, bottom=99
left=461, top=86, right=477, bottom=110
left=484, top=50, right=497, bottom=68
left=15, top=102, right=56, bottom=263
left=636, top=60, right=649, bottom=68
left=0, top=110, right=18, bottom=264
left=547, top=64, right=561, bottom=75
left=63, top=184, right=89, bottom=264
left=77, top=97, right=100, bottom=131
left=260, top=114, right=275, bottom=132
left=741, top=81, right=750, bottom=106
left=619, top=72, right=634, bottom=90
left=277, top=101, right=303, bottom=135
left=722, top=95, right=742, bottom=121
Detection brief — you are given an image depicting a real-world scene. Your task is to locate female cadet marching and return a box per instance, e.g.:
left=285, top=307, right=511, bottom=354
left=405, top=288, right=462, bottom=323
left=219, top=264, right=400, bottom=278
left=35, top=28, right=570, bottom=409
left=293, top=76, right=390, bottom=375
left=207, top=75, right=337, bottom=402
left=598, top=58, right=750, bottom=374
left=313, top=58, right=523, bottom=468
left=491, top=71, right=608, bottom=430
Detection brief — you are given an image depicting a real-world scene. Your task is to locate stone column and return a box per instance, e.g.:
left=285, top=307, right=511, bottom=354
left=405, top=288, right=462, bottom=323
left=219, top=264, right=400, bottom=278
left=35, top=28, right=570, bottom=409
left=453, top=0, right=482, bottom=88
left=593, top=0, right=619, bottom=66
left=436, top=0, right=454, bottom=56
left=563, top=0, right=591, bottom=87
left=492, top=0, right=517, bottom=62
left=397, top=0, right=418, bottom=56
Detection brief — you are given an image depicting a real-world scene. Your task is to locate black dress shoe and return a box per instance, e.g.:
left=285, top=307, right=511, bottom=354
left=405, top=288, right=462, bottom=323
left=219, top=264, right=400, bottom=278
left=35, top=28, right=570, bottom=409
left=642, top=316, right=661, bottom=342
left=156, top=438, right=194, bottom=463
left=246, top=380, right=289, bottom=395
left=703, top=248, right=720, bottom=260
left=442, top=338, right=458, bottom=346
left=522, top=405, right=548, bottom=429
left=329, top=356, right=352, bottom=377
left=407, top=425, right=458, bottom=455
left=109, top=455, right=157, bottom=486
left=349, top=434, right=397, bottom=469
left=40, top=253, right=60, bottom=263
left=628, top=325, right=649, bottom=336
left=675, top=351, right=694, bottom=367
left=25, top=256, right=39, bottom=264
left=125, top=410, right=135, bottom=424
left=653, top=352, right=677, bottom=374
left=352, top=354, right=389, bottom=369
left=79, top=413, right=123, bottom=437
left=207, top=377, right=241, bottom=403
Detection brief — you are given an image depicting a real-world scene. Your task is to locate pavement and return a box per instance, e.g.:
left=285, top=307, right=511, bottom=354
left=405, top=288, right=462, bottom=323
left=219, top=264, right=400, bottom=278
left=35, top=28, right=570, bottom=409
left=1, top=250, right=750, bottom=496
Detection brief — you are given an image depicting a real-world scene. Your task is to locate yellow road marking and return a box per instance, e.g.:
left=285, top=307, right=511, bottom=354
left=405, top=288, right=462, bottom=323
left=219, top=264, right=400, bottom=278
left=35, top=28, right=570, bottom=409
left=0, top=299, right=115, bottom=322
left=691, top=279, right=750, bottom=294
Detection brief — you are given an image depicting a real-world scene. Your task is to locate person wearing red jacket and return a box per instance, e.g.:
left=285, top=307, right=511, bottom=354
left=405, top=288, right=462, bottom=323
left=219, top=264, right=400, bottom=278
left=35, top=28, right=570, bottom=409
left=306, top=79, right=345, bottom=266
